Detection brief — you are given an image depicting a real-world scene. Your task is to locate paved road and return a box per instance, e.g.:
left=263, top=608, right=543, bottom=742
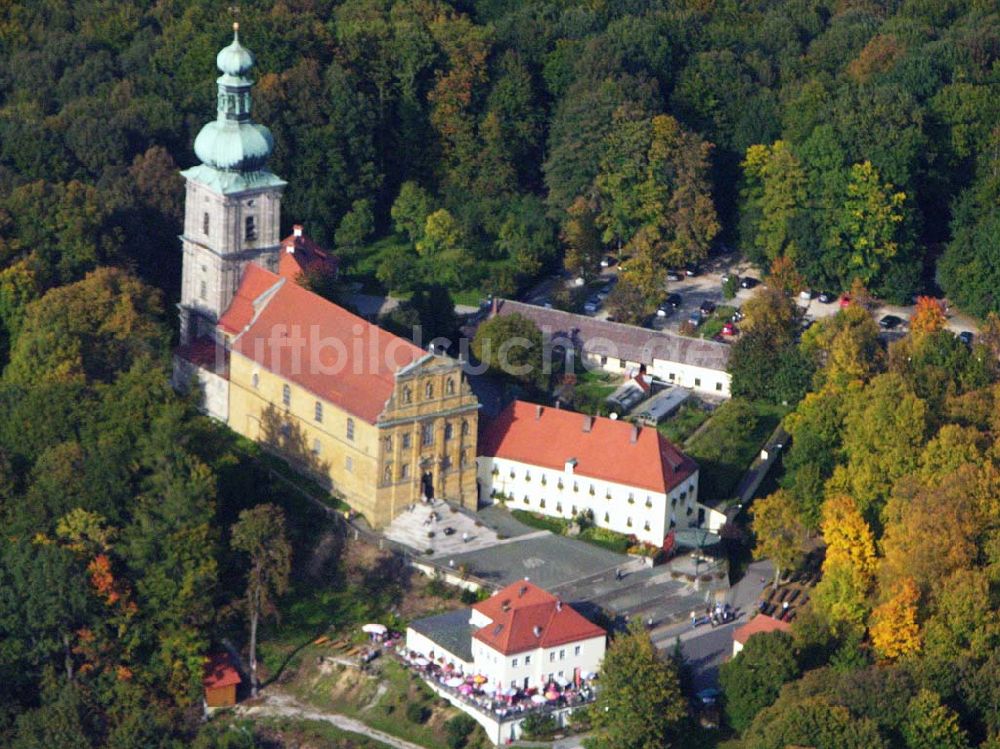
left=237, top=691, right=423, bottom=749
left=656, top=559, right=775, bottom=691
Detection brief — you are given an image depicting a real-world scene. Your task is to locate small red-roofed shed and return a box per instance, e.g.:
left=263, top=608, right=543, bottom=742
left=203, top=653, right=241, bottom=707
left=732, top=614, right=791, bottom=657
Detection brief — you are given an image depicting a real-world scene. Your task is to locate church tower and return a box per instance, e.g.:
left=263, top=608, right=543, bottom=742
left=178, top=24, right=286, bottom=344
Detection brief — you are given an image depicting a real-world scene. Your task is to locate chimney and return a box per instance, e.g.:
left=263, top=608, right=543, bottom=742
left=533, top=625, right=542, bottom=637
left=536, top=404, right=543, bottom=420
left=582, top=415, right=594, bottom=433
left=519, top=585, right=528, bottom=597
left=631, top=423, right=640, bottom=443
left=293, top=224, right=303, bottom=238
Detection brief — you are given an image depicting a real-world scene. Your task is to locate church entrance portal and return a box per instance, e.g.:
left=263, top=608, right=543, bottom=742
left=421, top=472, right=434, bottom=500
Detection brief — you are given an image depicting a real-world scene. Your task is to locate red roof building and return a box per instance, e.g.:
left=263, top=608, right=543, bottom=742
left=479, top=401, right=696, bottom=494
left=471, top=580, right=605, bottom=655
left=732, top=614, right=792, bottom=656
left=222, top=265, right=426, bottom=424
left=477, top=401, right=700, bottom=545
left=278, top=224, right=338, bottom=283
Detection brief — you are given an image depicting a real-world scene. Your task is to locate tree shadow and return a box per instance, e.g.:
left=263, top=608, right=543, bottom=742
left=258, top=403, right=333, bottom=487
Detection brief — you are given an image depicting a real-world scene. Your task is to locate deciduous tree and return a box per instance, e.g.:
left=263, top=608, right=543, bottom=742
left=870, top=578, right=921, bottom=660
left=752, top=490, right=807, bottom=588
left=720, top=631, right=800, bottom=733
left=587, top=621, right=686, bottom=749
left=230, top=504, right=292, bottom=696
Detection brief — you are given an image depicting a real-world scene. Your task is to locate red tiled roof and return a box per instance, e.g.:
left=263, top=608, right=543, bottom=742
left=279, top=225, right=338, bottom=283
left=479, top=401, right=697, bottom=494
left=733, top=614, right=791, bottom=645
left=472, top=581, right=605, bottom=655
left=203, top=653, right=241, bottom=689
left=218, top=264, right=284, bottom=336
left=227, top=266, right=426, bottom=424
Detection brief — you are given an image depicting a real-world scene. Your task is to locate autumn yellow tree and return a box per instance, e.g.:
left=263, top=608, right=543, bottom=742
left=813, top=495, right=876, bottom=634
left=870, top=578, right=921, bottom=660
left=741, top=286, right=800, bottom=343
left=910, top=296, right=947, bottom=334
left=821, top=495, right=876, bottom=580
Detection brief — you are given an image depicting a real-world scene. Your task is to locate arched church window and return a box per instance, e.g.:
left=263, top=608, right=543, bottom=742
left=444, top=423, right=453, bottom=441
left=446, top=378, right=455, bottom=395
left=384, top=464, right=393, bottom=484
left=402, top=386, right=411, bottom=404
left=461, top=420, right=470, bottom=437
left=425, top=381, right=434, bottom=399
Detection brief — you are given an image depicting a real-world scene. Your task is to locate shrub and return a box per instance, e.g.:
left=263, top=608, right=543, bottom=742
left=405, top=702, right=431, bottom=724
left=521, top=712, right=558, bottom=739
left=445, top=714, right=477, bottom=749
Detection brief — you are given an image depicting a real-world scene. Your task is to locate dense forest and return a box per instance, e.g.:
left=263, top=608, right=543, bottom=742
left=2, top=0, right=1000, bottom=353
left=1, top=0, right=1000, bottom=747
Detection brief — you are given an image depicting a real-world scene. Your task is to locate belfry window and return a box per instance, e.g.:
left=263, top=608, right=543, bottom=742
left=245, top=216, right=256, bottom=242
left=203, top=212, right=210, bottom=236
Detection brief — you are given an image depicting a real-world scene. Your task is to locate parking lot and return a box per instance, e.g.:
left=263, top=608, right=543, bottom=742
left=522, top=253, right=981, bottom=340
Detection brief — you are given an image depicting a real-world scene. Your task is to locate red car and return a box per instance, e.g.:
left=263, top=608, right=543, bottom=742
left=839, top=294, right=851, bottom=308
left=722, top=321, right=736, bottom=336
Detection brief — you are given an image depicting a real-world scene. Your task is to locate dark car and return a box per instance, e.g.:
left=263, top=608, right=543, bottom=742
left=667, top=269, right=683, bottom=282
left=740, top=276, right=759, bottom=289
left=666, top=293, right=682, bottom=308
left=878, top=314, right=903, bottom=330
left=699, top=300, right=716, bottom=315
left=685, top=263, right=700, bottom=277
left=958, top=331, right=974, bottom=346
left=817, top=292, right=835, bottom=304
left=656, top=301, right=674, bottom=317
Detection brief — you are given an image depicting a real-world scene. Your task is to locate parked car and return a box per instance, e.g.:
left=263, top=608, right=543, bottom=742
left=583, top=297, right=601, bottom=314
left=958, top=331, right=974, bottom=345
left=656, top=301, right=673, bottom=317
left=878, top=314, right=903, bottom=329
left=600, top=255, right=615, bottom=268
left=666, top=292, right=682, bottom=308
left=817, top=292, right=835, bottom=304
left=688, top=310, right=703, bottom=326
left=685, top=263, right=700, bottom=277
left=667, top=269, right=683, bottom=282
left=799, top=289, right=813, bottom=300
left=722, top=321, right=736, bottom=336
left=700, top=300, right=717, bottom=315
left=740, top=276, right=759, bottom=289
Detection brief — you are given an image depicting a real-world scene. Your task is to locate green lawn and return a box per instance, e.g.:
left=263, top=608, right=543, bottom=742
left=509, top=508, right=633, bottom=552
left=657, top=401, right=712, bottom=445
left=570, top=369, right=620, bottom=415
left=685, top=399, right=788, bottom=504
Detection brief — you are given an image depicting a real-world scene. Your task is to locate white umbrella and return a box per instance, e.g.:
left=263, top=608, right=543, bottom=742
left=362, top=623, right=387, bottom=635
left=445, top=676, right=465, bottom=688
left=413, top=657, right=430, bottom=666
left=553, top=675, right=570, bottom=688
left=530, top=693, right=547, bottom=704
left=480, top=683, right=498, bottom=695
left=501, top=687, right=518, bottom=697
